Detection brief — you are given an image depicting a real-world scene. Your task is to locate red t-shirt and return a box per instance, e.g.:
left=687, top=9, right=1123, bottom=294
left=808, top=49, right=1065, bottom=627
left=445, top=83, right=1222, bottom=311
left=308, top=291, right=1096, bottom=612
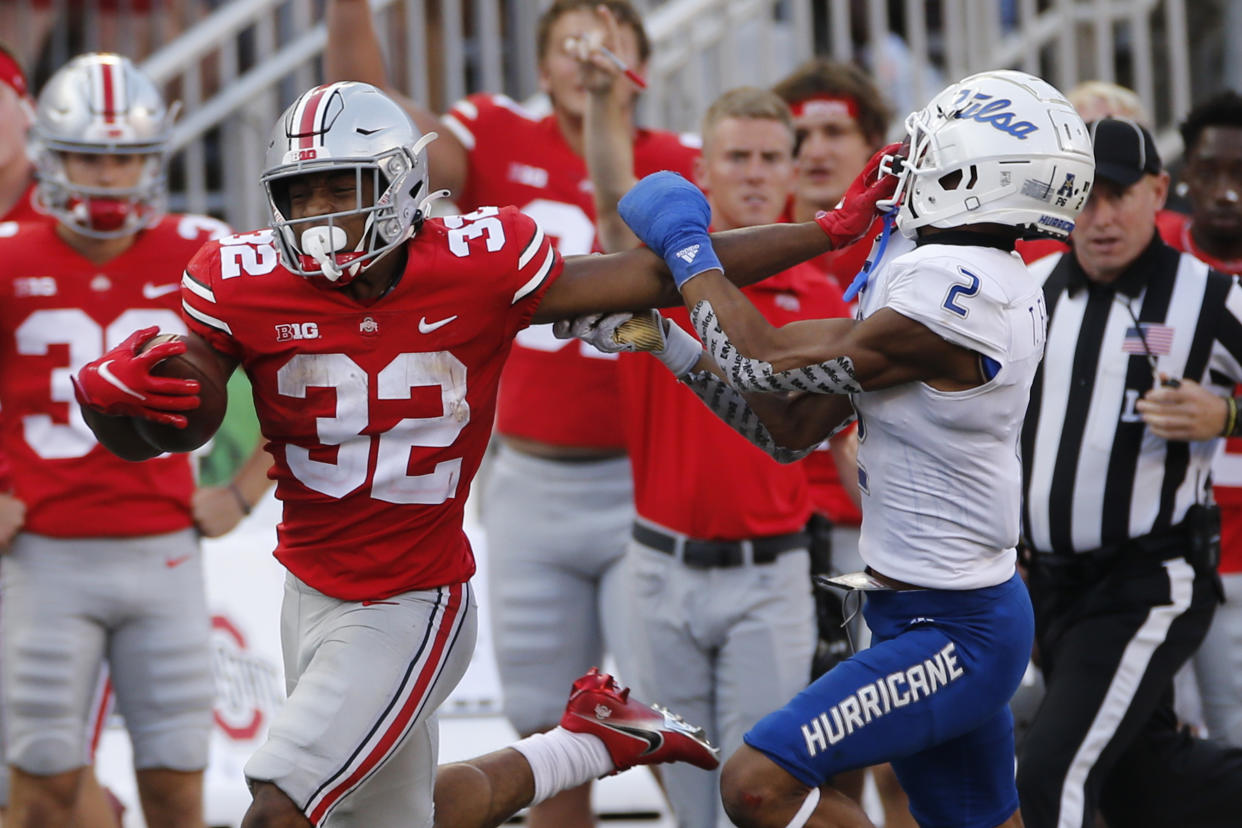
left=183, top=207, right=561, bottom=600
left=799, top=221, right=873, bottom=526
left=0, top=213, right=230, bottom=536
left=1159, top=210, right=1242, bottom=573
left=445, top=93, right=700, bottom=449
left=619, top=262, right=847, bottom=539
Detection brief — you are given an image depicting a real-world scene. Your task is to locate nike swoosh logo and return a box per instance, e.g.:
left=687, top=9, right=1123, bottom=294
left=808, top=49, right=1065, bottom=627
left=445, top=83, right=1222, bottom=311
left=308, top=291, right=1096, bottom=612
left=361, top=600, right=399, bottom=606
left=418, top=315, right=458, bottom=334
left=142, top=282, right=180, bottom=299
left=165, top=554, right=192, bottom=568
left=98, top=360, right=145, bottom=400
left=571, top=713, right=664, bottom=756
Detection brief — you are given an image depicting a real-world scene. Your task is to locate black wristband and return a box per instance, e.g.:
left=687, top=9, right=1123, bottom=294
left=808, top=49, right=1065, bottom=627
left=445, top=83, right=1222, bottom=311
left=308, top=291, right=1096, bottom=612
left=228, top=482, right=252, bottom=516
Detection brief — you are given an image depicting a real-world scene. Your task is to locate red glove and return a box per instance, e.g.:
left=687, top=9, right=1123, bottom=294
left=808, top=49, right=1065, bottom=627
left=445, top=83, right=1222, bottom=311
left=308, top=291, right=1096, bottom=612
left=815, top=142, right=903, bottom=248
left=72, top=327, right=200, bottom=428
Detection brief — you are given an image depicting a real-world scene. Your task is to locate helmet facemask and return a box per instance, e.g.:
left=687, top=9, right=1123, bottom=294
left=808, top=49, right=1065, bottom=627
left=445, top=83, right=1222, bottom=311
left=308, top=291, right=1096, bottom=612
left=265, top=155, right=415, bottom=286
left=29, top=54, right=175, bottom=239
left=262, top=83, right=442, bottom=288
left=34, top=148, right=167, bottom=238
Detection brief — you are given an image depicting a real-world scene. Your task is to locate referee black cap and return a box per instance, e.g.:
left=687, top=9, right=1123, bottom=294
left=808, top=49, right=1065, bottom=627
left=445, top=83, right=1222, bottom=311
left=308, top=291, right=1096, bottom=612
left=1087, top=117, right=1162, bottom=186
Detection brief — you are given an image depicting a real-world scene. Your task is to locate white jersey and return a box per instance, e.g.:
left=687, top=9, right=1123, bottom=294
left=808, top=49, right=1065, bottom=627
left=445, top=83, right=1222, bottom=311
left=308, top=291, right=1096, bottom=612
left=854, top=236, right=1046, bottom=589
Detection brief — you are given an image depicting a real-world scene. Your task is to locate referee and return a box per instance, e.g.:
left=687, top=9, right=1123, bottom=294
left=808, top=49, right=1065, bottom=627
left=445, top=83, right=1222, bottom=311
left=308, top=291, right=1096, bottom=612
left=1017, top=117, right=1242, bottom=828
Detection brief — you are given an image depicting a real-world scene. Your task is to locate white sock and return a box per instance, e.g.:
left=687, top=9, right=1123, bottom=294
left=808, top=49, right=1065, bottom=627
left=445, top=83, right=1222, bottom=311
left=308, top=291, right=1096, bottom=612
left=511, top=727, right=614, bottom=805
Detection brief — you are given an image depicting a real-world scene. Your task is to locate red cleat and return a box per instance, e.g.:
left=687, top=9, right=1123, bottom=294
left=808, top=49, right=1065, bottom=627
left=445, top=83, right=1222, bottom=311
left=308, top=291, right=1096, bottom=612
left=560, top=667, right=720, bottom=771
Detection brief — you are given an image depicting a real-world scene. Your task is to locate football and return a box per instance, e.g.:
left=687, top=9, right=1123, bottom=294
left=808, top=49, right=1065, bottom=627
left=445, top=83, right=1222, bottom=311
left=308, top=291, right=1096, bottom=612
left=134, top=333, right=229, bottom=453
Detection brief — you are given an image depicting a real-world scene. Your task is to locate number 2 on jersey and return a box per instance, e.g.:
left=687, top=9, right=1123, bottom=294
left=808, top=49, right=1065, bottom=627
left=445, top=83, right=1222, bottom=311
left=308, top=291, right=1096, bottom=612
left=943, top=268, right=981, bottom=317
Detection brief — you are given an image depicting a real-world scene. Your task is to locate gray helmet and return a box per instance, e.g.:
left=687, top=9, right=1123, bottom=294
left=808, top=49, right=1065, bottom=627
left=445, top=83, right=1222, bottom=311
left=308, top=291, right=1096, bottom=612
left=261, top=82, right=436, bottom=287
left=29, top=52, right=174, bottom=238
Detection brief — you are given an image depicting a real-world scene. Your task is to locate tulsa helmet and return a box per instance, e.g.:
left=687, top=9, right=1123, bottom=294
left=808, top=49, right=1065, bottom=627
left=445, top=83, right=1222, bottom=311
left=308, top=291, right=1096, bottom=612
left=891, top=69, right=1095, bottom=240
left=261, top=81, right=439, bottom=287
left=29, top=52, right=175, bottom=238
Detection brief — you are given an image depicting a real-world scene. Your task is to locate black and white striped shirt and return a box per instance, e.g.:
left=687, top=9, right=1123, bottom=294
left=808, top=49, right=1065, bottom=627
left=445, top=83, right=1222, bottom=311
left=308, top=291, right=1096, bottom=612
left=1022, top=234, right=1242, bottom=555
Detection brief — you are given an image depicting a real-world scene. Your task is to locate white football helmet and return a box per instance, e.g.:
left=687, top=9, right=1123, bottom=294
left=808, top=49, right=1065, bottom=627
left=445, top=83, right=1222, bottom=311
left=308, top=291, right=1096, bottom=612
left=891, top=69, right=1095, bottom=239
left=29, top=53, right=174, bottom=238
left=261, top=82, right=438, bottom=287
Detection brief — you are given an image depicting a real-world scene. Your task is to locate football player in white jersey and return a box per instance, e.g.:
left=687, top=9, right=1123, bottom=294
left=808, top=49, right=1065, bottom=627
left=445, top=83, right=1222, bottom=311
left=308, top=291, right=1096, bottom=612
left=609, top=70, right=1095, bottom=828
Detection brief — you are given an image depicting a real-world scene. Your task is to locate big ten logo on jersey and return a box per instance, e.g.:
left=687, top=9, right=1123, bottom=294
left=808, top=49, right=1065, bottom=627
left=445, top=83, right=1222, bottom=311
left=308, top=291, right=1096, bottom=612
left=15, top=276, right=57, bottom=297
left=18, top=308, right=186, bottom=460
left=275, top=322, right=320, bottom=342
left=511, top=198, right=607, bottom=357
left=220, top=230, right=280, bottom=279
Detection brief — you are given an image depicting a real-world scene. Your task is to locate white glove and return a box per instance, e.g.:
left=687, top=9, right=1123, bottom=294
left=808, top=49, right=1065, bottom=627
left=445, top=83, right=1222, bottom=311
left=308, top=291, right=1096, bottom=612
left=552, top=311, right=702, bottom=376
left=552, top=312, right=631, bottom=353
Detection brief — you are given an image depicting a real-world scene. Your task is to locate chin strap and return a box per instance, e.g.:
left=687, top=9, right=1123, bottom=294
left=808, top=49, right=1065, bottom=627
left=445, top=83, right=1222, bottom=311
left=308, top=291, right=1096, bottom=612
left=841, top=208, right=897, bottom=303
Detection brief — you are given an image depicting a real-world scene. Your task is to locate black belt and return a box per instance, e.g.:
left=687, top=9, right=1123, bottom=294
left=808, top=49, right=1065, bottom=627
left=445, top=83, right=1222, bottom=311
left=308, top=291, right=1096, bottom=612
left=632, top=522, right=808, bottom=569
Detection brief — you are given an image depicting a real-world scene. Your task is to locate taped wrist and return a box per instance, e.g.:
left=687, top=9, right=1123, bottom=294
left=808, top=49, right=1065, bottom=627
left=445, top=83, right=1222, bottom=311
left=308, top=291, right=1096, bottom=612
left=690, top=300, right=862, bottom=395
left=665, top=230, right=722, bottom=290
left=653, top=317, right=703, bottom=377
left=681, top=370, right=816, bottom=463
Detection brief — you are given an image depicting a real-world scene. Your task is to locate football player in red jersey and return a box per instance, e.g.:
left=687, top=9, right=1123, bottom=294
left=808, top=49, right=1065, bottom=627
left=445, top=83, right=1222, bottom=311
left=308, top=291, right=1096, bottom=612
left=0, top=54, right=231, bottom=827
left=72, top=81, right=894, bottom=827
left=323, top=4, right=700, bottom=825
left=0, top=43, right=39, bottom=541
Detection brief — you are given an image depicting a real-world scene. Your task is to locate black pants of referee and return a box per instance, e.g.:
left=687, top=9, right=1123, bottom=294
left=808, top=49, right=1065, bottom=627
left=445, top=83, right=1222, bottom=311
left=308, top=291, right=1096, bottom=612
left=1017, top=546, right=1242, bottom=828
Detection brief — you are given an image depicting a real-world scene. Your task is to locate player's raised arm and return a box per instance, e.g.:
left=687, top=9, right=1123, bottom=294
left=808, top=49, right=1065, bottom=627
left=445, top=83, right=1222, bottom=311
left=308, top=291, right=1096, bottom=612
left=324, top=0, right=468, bottom=196
left=614, top=162, right=993, bottom=397
left=532, top=218, right=857, bottom=323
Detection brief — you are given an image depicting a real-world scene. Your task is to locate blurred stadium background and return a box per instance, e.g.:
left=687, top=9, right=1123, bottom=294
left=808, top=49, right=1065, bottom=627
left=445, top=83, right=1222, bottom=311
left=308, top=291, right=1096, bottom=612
left=2, top=0, right=1234, bottom=824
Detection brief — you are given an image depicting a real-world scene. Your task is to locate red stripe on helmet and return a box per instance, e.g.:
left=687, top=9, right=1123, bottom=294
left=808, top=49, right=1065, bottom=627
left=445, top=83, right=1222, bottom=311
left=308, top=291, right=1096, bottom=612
left=297, top=85, right=331, bottom=150
left=99, top=60, right=117, bottom=122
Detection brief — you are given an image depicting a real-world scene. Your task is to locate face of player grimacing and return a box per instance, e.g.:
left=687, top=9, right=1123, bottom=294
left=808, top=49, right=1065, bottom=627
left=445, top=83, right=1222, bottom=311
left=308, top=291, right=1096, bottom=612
left=1184, top=125, right=1242, bottom=248
left=285, top=169, right=376, bottom=247
left=793, top=110, right=872, bottom=212
left=1072, top=174, right=1169, bottom=284
left=696, top=116, right=796, bottom=232
left=539, top=9, right=643, bottom=120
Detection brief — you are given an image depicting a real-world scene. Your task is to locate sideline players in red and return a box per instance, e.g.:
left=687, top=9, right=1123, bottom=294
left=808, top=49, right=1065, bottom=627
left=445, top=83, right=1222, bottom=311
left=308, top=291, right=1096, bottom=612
left=73, top=81, right=890, bottom=827
left=0, top=46, right=128, bottom=828
left=0, top=53, right=228, bottom=827
left=323, top=4, right=698, bottom=825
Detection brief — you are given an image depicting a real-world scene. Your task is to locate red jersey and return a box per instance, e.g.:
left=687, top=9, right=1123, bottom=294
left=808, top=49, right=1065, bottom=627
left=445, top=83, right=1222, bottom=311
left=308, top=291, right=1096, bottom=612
left=1159, top=209, right=1242, bottom=573
left=792, top=221, right=866, bottom=525
left=182, top=207, right=560, bottom=600
left=0, top=213, right=230, bottom=537
left=619, top=262, right=845, bottom=539
left=0, top=182, right=39, bottom=490
left=2, top=182, right=39, bottom=223
left=445, top=93, right=700, bottom=449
